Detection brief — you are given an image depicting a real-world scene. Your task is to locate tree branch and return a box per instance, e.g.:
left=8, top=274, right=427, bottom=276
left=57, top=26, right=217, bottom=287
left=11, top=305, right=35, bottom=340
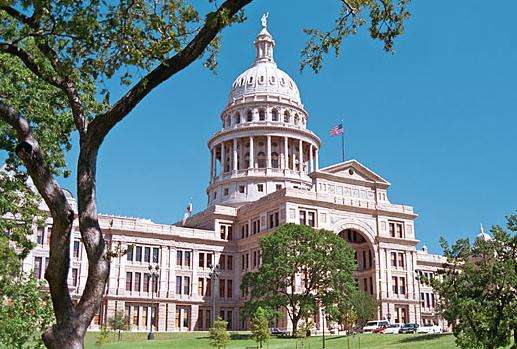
left=86, top=0, right=252, bottom=149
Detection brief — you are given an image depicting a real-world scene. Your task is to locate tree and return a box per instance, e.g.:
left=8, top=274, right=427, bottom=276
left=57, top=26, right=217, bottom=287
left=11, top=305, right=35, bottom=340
left=209, top=317, right=230, bottom=349
left=327, top=289, right=377, bottom=331
left=107, top=310, right=128, bottom=342
left=241, top=223, right=356, bottom=336
left=250, top=307, right=270, bottom=349
left=432, top=215, right=517, bottom=349
left=94, top=326, right=110, bottom=348
left=0, top=1, right=411, bottom=347
left=0, top=275, right=54, bottom=349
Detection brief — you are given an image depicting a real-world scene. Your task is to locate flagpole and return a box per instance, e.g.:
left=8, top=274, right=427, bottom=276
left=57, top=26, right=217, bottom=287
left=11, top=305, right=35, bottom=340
left=341, top=120, right=345, bottom=162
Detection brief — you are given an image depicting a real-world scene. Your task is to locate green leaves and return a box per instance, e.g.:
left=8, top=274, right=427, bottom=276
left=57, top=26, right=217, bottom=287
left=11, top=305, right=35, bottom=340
left=0, top=275, right=54, bottom=349
left=209, top=317, right=230, bottom=349
left=250, top=306, right=270, bottom=348
left=301, top=0, right=411, bottom=73
left=433, top=215, right=517, bottom=349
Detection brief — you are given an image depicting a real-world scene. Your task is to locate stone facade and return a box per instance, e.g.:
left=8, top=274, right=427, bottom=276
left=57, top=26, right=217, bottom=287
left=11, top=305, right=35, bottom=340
left=22, top=19, right=447, bottom=332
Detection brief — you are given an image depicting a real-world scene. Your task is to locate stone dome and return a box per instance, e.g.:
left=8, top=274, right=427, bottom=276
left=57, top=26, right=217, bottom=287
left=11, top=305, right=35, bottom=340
left=227, top=27, right=302, bottom=105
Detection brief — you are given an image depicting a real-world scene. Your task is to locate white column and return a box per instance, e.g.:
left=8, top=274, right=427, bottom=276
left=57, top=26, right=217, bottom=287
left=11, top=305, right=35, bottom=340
left=298, top=139, right=303, bottom=172
left=232, top=138, right=238, bottom=172
left=210, top=147, right=214, bottom=179
left=266, top=136, right=272, bottom=168
left=315, top=148, right=319, bottom=171
left=221, top=142, right=226, bottom=173
left=309, top=144, right=314, bottom=173
left=249, top=136, right=254, bottom=169
left=284, top=137, right=289, bottom=170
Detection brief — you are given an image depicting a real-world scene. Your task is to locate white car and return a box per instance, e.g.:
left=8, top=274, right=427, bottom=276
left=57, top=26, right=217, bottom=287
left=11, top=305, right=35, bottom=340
left=382, top=324, right=403, bottom=334
left=416, top=325, right=443, bottom=334
left=362, top=320, right=389, bottom=333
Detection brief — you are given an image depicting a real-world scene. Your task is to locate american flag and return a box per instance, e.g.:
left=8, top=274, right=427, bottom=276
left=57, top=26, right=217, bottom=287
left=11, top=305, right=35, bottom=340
left=329, top=123, right=344, bottom=136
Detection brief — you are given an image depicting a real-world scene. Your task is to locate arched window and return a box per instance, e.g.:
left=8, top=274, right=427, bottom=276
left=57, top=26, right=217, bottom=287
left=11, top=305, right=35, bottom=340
left=294, top=114, right=300, bottom=126
left=271, top=109, right=278, bottom=122
left=247, top=110, right=253, bottom=122
left=244, top=153, right=250, bottom=169
left=271, top=152, right=279, bottom=168
left=257, top=151, right=266, bottom=168
left=259, top=109, right=266, bottom=121
left=225, top=115, right=231, bottom=128
left=284, top=111, right=290, bottom=123
left=235, top=112, right=241, bottom=124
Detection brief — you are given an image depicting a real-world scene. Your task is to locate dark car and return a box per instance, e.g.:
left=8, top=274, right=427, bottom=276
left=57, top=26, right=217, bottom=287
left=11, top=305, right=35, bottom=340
left=270, top=327, right=287, bottom=336
left=399, top=323, right=419, bottom=334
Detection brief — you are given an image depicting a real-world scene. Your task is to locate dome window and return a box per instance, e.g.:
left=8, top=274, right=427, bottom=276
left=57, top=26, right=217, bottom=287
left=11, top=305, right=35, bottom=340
left=271, top=109, right=278, bottom=121
left=257, top=151, right=266, bottom=168
left=280, top=78, right=285, bottom=86
left=270, top=76, right=276, bottom=84
left=259, top=109, right=266, bottom=121
left=294, top=114, right=300, bottom=125
left=240, top=78, right=244, bottom=86
left=259, top=76, right=265, bottom=84
left=258, top=141, right=265, bottom=147
left=248, top=76, right=253, bottom=84
left=247, top=110, right=253, bottom=122
left=235, top=112, right=241, bottom=124
left=284, top=111, right=290, bottom=123
left=289, top=81, right=293, bottom=89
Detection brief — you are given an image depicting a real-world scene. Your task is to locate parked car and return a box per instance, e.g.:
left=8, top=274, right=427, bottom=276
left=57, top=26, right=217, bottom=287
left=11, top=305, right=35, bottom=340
left=399, top=323, right=419, bottom=334
left=362, top=320, right=390, bottom=333
left=416, top=325, right=443, bottom=334
left=269, top=328, right=287, bottom=336
left=372, top=325, right=388, bottom=334
left=382, top=324, right=403, bottom=334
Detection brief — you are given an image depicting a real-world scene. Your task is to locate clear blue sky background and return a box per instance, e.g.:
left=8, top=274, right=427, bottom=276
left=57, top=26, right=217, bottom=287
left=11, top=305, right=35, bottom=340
left=56, top=0, right=516, bottom=253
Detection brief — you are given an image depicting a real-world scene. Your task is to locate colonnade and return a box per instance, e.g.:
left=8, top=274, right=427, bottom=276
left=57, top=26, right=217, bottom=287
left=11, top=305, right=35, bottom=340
left=210, top=135, right=319, bottom=179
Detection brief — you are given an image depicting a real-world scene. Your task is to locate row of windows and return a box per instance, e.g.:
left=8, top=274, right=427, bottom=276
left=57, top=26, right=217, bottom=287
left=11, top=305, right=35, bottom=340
left=390, top=252, right=406, bottom=269
left=421, top=292, right=436, bottom=308
left=125, top=304, right=157, bottom=328
left=127, top=245, right=160, bottom=264
left=125, top=272, right=159, bottom=292
left=222, top=109, right=306, bottom=128
left=35, top=257, right=78, bottom=288
left=318, top=183, right=375, bottom=201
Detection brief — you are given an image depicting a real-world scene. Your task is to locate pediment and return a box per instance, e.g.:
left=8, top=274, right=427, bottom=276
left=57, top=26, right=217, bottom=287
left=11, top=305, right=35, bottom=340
left=317, top=160, right=390, bottom=186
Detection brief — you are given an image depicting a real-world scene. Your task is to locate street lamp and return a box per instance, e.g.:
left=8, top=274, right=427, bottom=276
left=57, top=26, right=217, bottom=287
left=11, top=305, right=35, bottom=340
left=322, top=307, right=326, bottom=349
left=387, top=312, right=392, bottom=324
left=147, top=264, right=160, bottom=340
left=210, top=256, right=222, bottom=326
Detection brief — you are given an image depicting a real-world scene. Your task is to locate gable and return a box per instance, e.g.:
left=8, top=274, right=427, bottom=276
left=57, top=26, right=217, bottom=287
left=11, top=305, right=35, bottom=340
left=317, top=160, right=390, bottom=186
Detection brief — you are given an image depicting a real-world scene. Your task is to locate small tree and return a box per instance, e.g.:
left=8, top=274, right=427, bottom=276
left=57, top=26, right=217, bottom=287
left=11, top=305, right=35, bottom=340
left=432, top=215, right=517, bottom=349
left=0, top=275, right=54, bottom=349
left=94, top=326, right=110, bottom=348
left=250, top=307, right=270, bottom=349
left=209, top=317, right=230, bottom=349
left=108, top=310, right=128, bottom=342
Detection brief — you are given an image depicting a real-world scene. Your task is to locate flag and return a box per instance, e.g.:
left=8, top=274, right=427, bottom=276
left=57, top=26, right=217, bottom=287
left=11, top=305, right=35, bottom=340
left=182, top=200, right=193, bottom=225
left=329, top=123, right=344, bottom=136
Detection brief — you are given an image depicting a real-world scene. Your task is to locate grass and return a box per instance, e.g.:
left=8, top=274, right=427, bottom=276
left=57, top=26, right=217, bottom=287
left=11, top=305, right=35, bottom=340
left=85, top=331, right=459, bottom=349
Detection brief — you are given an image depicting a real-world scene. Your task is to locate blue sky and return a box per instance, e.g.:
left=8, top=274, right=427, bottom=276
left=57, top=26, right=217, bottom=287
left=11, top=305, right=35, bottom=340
left=55, top=0, right=516, bottom=253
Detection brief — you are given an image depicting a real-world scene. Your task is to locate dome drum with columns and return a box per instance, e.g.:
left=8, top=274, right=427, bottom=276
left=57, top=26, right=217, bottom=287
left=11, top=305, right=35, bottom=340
left=207, top=19, right=320, bottom=207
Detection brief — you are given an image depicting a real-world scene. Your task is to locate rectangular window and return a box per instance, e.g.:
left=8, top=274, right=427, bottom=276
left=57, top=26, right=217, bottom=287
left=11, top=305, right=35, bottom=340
left=185, top=251, right=191, bottom=267
left=227, top=226, right=233, bottom=241
left=153, top=275, right=158, bottom=293
left=219, top=279, right=226, bottom=298
left=396, top=223, right=404, bottom=238
left=152, top=248, right=159, bottom=263
left=227, top=255, right=233, bottom=270
left=34, top=256, right=43, bottom=279
left=220, top=225, right=226, bottom=240
left=184, top=276, right=190, bottom=295
left=198, top=278, right=204, bottom=296
left=143, top=273, right=150, bottom=292
left=177, top=251, right=183, bottom=266
left=176, top=276, right=182, bottom=295
left=392, top=276, right=398, bottom=294
left=134, top=272, right=141, bottom=292
left=135, top=246, right=142, bottom=262
left=299, top=210, right=306, bottom=225
left=299, top=209, right=316, bottom=227
left=219, top=255, right=226, bottom=270
left=257, top=184, right=264, bottom=192
left=207, top=253, right=213, bottom=268
left=73, top=241, right=80, bottom=259
left=132, top=305, right=139, bottom=326
left=398, top=253, right=405, bottom=268
left=142, top=307, right=149, bottom=328
left=227, top=280, right=233, bottom=298
left=268, top=211, right=279, bottom=229
left=239, top=186, right=245, bottom=193
left=199, top=253, right=205, bottom=268
left=127, top=245, right=134, bottom=261
left=399, top=277, right=406, bottom=294
left=252, top=219, right=260, bottom=234
left=36, top=227, right=44, bottom=245
left=125, top=305, right=131, bottom=325
left=391, top=252, right=397, bottom=267
left=72, top=268, right=78, bottom=287
left=389, top=222, right=395, bottom=237
left=206, top=278, right=212, bottom=296
left=144, top=247, right=151, bottom=263
left=126, top=272, right=132, bottom=291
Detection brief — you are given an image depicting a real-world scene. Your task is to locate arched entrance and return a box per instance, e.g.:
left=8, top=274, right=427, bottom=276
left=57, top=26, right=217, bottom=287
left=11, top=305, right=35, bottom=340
left=339, top=228, right=376, bottom=296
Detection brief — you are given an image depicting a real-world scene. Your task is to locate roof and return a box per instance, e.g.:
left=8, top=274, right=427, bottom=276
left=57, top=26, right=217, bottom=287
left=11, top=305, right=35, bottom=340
left=315, top=159, right=391, bottom=187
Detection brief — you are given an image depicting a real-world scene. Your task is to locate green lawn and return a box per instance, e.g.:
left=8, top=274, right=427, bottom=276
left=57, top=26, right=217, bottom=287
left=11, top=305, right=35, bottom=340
left=85, top=331, right=458, bottom=349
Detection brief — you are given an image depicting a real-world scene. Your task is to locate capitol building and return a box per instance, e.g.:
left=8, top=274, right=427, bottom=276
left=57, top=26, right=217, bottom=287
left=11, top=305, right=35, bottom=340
left=23, top=20, right=447, bottom=333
